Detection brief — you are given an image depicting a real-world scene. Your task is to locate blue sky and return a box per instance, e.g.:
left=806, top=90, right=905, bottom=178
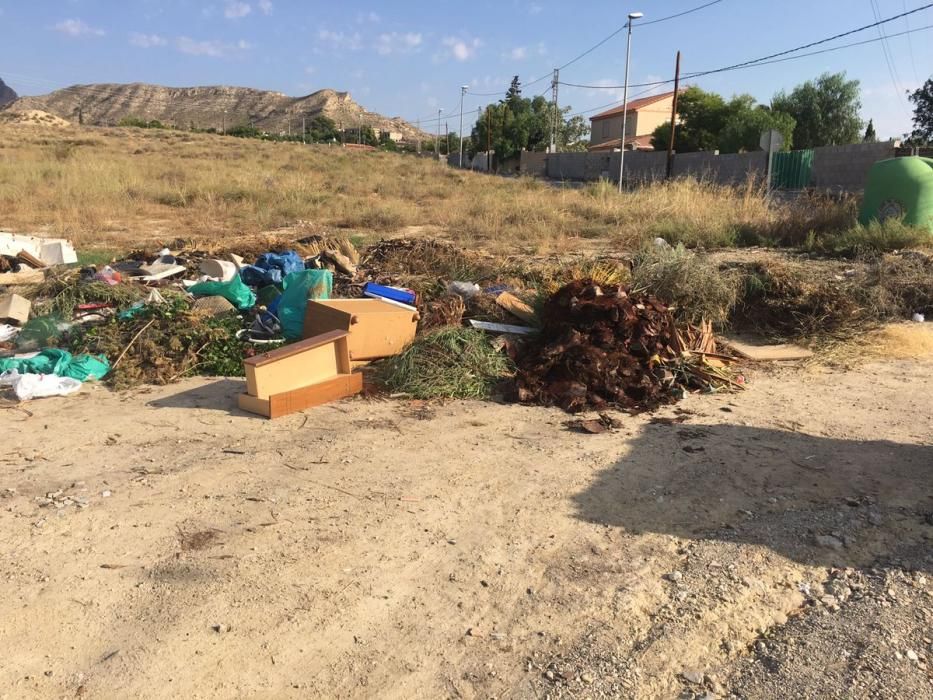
left=1, top=0, right=931, bottom=139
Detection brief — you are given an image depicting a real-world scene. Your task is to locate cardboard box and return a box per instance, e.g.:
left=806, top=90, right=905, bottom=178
left=238, top=329, right=363, bottom=418
left=0, top=293, right=31, bottom=326
left=304, top=299, right=419, bottom=361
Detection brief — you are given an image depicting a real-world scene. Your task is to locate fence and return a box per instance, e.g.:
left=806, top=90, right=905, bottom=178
left=520, top=140, right=900, bottom=193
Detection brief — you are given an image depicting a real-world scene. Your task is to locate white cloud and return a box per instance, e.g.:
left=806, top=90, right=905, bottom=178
left=509, top=47, right=527, bottom=60
left=375, top=31, right=423, bottom=55
left=317, top=29, right=363, bottom=51
left=258, top=0, right=273, bottom=15
left=54, top=19, right=105, bottom=37
left=304, top=65, right=315, bottom=75
left=130, top=32, right=167, bottom=48
left=356, top=11, right=380, bottom=24
left=175, top=36, right=251, bottom=57
left=224, top=1, right=251, bottom=19
left=441, top=36, right=481, bottom=62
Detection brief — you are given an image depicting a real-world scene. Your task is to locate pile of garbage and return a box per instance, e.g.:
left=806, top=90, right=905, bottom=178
left=512, top=280, right=736, bottom=413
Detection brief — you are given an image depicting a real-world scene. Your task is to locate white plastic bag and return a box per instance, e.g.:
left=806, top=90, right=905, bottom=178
left=0, top=370, right=82, bottom=400
left=0, top=324, right=20, bottom=342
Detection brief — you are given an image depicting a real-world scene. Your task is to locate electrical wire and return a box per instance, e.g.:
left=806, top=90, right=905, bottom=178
left=449, top=1, right=724, bottom=100
left=870, top=0, right=911, bottom=117
left=903, top=0, right=922, bottom=82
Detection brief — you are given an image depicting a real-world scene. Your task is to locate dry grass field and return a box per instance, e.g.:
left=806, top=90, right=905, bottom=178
left=0, top=123, right=896, bottom=255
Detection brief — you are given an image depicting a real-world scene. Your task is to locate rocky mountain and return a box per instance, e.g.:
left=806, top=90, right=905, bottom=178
left=4, top=83, right=426, bottom=140
left=0, top=78, right=17, bottom=108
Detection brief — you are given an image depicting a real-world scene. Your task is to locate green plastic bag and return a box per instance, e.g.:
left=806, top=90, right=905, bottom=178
left=278, top=270, right=333, bottom=340
left=189, top=276, right=256, bottom=311
left=0, top=348, right=71, bottom=375
left=61, top=354, right=110, bottom=381
left=0, top=349, right=110, bottom=381
left=14, top=316, right=72, bottom=351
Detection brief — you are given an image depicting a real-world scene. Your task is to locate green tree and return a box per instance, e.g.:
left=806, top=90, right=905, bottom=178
left=771, top=72, right=863, bottom=148
left=908, top=78, right=933, bottom=143
left=862, top=118, right=878, bottom=143
left=650, top=87, right=729, bottom=152
left=720, top=105, right=795, bottom=153
left=307, top=115, right=338, bottom=143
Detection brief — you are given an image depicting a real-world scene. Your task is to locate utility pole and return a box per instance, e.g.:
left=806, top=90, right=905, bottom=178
left=486, top=107, right=492, bottom=172
left=358, top=114, right=362, bottom=145
left=618, top=11, right=644, bottom=192
left=288, top=116, right=291, bottom=139
left=302, top=116, right=306, bottom=144
left=445, top=121, right=449, bottom=158
left=435, top=109, right=442, bottom=159
left=416, top=119, right=421, bottom=153
left=666, top=51, right=681, bottom=180
left=222, top=110, right=226, bottom=135
left=550, top=68, right=560, bottom=153
left=458, top=85, right=468, bottom=168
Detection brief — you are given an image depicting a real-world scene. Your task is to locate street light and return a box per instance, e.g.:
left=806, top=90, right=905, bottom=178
left=618, top=11, right=643, bottom=192
left=458, top=85, right=469, bottom=168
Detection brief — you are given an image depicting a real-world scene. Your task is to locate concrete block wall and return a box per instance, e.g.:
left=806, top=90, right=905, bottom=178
left=519, top=151, right=548, bottom=176
left=810, top=141, right=896, bottom=192
left=673, top=151, right=765, bottom=184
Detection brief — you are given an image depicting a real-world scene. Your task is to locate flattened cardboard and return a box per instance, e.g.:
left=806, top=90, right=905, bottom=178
left=724, top=338, right=814, bottom=361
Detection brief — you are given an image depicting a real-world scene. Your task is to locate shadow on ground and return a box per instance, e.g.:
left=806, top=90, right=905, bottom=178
left=573, top=422, right=933, bottom=572
left=147, top=378, right=255, bottom=416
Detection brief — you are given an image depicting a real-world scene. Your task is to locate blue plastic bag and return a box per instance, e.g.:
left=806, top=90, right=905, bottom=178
left=239, top=251, right=304, bottom=287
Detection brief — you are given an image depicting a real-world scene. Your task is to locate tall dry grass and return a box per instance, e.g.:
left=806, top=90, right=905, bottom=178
left=0, top=123, right=894, bottom=255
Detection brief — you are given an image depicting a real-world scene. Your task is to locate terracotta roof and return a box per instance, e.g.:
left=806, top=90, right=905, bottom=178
left=589, top=90, right=678, bottom=122
left=587, top=134, right=656, bottom=152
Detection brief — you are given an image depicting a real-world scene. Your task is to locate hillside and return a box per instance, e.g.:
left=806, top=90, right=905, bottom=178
left=4, top=83, right=426, bottom=140
left=0, top=78, right=17, bottom=108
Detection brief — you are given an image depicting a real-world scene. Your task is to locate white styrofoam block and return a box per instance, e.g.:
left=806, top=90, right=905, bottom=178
left=0, top=232, right=77, bottom=265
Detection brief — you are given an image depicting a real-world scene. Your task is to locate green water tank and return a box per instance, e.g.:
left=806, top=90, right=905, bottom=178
left=859, top=156, right=933, bottom=231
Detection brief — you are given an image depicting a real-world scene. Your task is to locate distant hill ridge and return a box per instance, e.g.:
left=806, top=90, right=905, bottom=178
left=4, top=82, right=426, bottom=139
left=0, top=77, right=17, bottom=108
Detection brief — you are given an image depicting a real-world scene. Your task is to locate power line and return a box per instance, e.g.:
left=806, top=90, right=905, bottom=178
left=870, top=0, right=911, bottom=117
left=442, top=2, right=723, bottom=103
left=558, top=16, right=933, bottom=92
left=903, top=0, right=922, bottom=82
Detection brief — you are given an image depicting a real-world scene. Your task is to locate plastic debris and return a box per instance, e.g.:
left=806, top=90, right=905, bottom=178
left=0, top=370, right=83, bottom=400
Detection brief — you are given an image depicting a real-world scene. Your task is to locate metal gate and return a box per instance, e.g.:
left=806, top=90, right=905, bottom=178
left=771, top=149, right=814, bottom=189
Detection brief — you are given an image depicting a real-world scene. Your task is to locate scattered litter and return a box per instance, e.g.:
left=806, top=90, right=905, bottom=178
left=363, top=282, right=417, bottom=307
left=0, top=370, right=83, bottom=400
left=468, top=320, right=536, bottom=335
left=447, top=281, right=481, bottom=299
left=566, top=413, right=623, bottom=434
left=912, top=313, right=926, bottom=323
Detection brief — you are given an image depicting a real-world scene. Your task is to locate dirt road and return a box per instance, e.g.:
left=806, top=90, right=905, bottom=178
left=1, top=360, right=931, bottom=699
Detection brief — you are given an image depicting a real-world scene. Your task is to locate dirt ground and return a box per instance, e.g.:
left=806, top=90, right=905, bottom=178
left=1, top=359, right=931, bottom=699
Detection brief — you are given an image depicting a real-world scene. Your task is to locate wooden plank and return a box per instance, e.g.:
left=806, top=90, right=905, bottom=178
left=0, top=268, right=44, bottom=285
left=724, top=338, right=814, bottom=361
left=244, top=330, right=349, bottom=368
left=267, top=373, right=363, bottom=419
left=496, top=292, right=537, bottom=325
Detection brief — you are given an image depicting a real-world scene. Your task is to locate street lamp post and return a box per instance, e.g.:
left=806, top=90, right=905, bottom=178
left=618, top=11, right=643, bottom=193
left=458, top=85, right=468, bottom=168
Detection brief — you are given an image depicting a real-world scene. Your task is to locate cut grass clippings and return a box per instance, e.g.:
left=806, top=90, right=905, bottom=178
left=379, top=327, right=514, bottom=400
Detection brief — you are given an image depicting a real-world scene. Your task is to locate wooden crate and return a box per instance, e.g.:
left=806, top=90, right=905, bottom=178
left=303, top=299, right=419, bottom=361
left=238, top=330, right=363, bottom=419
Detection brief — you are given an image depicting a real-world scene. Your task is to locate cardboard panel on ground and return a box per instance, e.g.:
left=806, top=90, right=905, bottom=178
left=303, top=299, right=418, bottom=360
left=238, top=330, right=362, bottom=418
